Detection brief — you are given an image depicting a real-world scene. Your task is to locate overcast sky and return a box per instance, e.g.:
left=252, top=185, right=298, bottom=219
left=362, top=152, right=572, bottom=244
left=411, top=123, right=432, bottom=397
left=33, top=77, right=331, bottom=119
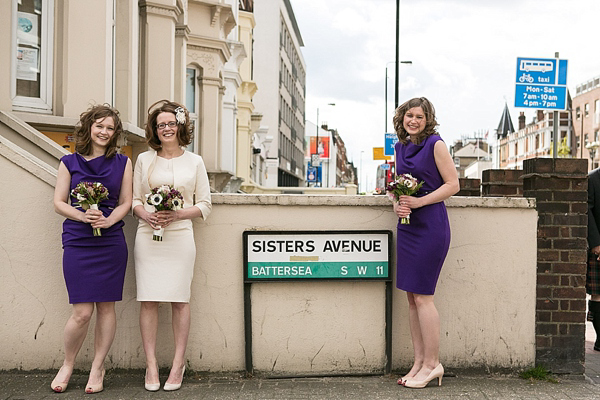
left=290, top=0, right=600, bottom=191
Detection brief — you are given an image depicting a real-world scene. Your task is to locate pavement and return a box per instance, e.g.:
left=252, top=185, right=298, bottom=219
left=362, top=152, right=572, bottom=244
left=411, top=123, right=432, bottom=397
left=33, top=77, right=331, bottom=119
left=2, top=323, right=600, bottom=400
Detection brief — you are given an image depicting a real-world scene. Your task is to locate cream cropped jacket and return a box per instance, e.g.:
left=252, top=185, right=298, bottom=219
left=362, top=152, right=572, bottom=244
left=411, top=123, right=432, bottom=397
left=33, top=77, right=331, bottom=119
left=132, top=149, right=212, bottom=221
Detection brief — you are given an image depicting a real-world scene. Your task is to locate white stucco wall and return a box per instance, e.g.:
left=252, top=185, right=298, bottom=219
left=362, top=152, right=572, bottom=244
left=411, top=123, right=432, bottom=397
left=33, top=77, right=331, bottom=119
left=0, top=142, right=537, bottom=374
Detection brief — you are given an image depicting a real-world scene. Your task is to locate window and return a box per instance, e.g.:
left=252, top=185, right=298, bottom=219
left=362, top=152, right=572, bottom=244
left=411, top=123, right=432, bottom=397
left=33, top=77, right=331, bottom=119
left=185, top=67, right=201, bottom=153
left=12, top=0, right=54, bottom=113
left=576, top=107, right=581, bottom=120
left=585, top=103, right=590, bottom=117
left=596, top=100, right=600, bottom=124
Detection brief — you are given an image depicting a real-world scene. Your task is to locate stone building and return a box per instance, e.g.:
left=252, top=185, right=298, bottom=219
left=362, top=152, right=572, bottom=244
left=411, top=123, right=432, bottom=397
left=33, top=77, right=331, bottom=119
left=1, top=0, right=269, bottom=193
left=252, top=0, right=307, bottom=188
left=572, top=75, right=600, bottom=169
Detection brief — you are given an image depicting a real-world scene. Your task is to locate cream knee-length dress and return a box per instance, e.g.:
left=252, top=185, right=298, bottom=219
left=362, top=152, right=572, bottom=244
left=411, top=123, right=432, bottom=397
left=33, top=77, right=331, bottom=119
left=133, top=150, right=212, bottom=303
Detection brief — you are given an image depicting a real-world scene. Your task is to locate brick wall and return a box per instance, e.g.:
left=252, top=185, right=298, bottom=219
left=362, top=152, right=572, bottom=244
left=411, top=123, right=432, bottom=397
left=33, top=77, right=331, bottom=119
left=456, top=178, right=480, bottom=196
left=521, top=158, right=588, bottom=374
left=481, top=169, right=523, bottom=197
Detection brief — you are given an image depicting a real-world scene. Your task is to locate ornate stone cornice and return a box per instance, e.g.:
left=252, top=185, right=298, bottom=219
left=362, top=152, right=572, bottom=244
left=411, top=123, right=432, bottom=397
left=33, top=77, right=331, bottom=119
left=188, top=34, right=231, bottom=63
left=176, top=25, right=190, bottom=39
left=139, top=1, right=182, bottom=22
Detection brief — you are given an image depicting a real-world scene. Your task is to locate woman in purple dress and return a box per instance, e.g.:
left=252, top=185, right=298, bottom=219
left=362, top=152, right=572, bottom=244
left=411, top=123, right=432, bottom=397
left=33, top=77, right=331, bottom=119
left=392, top=98, right=459, bottom=389
left=51, top=105, right=132, bottom=394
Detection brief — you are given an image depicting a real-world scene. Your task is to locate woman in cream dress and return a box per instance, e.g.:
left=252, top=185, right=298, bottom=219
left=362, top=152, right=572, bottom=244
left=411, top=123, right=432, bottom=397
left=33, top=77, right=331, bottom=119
left=133, top=100, right=211, bottom=391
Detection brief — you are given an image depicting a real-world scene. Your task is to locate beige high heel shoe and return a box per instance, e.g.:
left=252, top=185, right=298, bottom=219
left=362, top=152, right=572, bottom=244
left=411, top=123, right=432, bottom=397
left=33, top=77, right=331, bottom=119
left=145, top=363, right=160, bottom=392
left=163, top=365, right=185, bottom=391
left=85, top=369, right=105, bottom=394
left=403, top=364, right=444, bottom=389
left=51, top=365, right=72, bottom=393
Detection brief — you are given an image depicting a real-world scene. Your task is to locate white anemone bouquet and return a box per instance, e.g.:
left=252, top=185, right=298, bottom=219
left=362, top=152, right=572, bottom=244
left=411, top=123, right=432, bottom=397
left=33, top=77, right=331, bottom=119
left=145, top=185, right=184, bottom=241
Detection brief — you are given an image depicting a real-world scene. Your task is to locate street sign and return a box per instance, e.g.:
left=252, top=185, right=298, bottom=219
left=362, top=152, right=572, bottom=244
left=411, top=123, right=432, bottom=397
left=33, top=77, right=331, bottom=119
left=384, top=133, right=398, bottom=156
left=373, top=147, right=391, bottom=160
left=306, top=166, right=317, bottom=182
left=380, top=163, right=390, bottom=170
left=515, top=57, right=568, bottom=110
left=311, top=154, right=321, bottom=166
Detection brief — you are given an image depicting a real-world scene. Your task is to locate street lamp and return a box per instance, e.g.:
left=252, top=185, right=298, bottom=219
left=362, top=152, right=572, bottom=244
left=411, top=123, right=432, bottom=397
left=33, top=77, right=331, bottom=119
left=360, top=150, right=365, bottom=194
left=586, top=141, right=599, bottom=170
left=385, top=60, right=412, bottom=132
left=314, top=103, right=335, bottom=187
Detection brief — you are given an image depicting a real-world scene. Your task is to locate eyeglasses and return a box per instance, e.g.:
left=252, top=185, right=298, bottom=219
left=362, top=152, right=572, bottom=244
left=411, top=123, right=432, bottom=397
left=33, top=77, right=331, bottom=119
left=157, top=121, right=177, bottom=130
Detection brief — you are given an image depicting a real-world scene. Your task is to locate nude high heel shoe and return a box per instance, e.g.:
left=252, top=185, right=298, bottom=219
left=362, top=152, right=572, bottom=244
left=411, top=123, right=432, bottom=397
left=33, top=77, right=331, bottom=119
left=163, top=365, right=185, bottom=391
left=403, top=364, right=444, bottom=389
left=145, top=363, right=160, bottom=392
left=85, top=369, right=105, bottom=394
left=51, top=366, right=71, bottom=393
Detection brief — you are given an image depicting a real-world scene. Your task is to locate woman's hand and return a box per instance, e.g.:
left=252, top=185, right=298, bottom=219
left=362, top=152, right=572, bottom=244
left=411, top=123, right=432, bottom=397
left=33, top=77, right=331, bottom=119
left=80, top=208, right=104, bottom=224
left=393, top=201, right=411, bottom=218
left=155, top=210, right=178, bottom=228
left=398, top=195, right=423, bottom=209
left=90, top=212, right=115, bottom=230
left=140, top=210, right=161, bottom=230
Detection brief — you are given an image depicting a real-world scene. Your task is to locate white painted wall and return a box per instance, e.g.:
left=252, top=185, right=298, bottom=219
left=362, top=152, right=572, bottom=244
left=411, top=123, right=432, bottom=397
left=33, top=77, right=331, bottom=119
left=0, top=138, right=537, bottom=374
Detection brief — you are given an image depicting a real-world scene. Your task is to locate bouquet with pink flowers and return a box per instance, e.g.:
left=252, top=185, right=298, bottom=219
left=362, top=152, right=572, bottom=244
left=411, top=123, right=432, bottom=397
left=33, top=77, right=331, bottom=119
left=386, top=174, right=424, bottom=225
left=71, top=181, right=109, bottom=236
left=146, top=185, right=184, bottom=241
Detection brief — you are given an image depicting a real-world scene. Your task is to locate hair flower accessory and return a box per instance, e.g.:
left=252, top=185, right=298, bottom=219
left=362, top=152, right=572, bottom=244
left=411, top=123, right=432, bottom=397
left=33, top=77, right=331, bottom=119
left=175, top=107, right=186, bottom=125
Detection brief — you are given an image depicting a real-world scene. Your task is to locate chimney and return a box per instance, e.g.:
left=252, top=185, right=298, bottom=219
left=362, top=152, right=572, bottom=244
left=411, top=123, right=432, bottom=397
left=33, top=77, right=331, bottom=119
left=537, top=110, right=545, bottom=123
left=519, top=112, right=525, bottom=130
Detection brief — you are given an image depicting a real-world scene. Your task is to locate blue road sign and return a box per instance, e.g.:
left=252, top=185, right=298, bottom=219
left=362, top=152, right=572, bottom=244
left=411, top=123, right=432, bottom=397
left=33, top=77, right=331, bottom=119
left=380, top=163, right=390, bottom=170
left=307, top=166, right=317, bottom=182
left=384, top=133, right=398, bottom=156
left=515, top=84, right=567, bottom=110
left=515, top=57, right=568, bottom=110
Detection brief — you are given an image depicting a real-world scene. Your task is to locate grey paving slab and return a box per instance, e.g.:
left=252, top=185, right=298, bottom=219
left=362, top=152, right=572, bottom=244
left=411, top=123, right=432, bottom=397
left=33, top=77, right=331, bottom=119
left=2, top=371, right=600, bottom=400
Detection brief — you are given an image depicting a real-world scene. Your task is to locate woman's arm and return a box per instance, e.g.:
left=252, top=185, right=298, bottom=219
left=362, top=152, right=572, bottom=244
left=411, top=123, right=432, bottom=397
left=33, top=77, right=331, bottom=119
left=401, top=140, right=459, bottom=209
left=53, top=161, right=102, bottom=223
left=90, top=158, right=133, bottom=230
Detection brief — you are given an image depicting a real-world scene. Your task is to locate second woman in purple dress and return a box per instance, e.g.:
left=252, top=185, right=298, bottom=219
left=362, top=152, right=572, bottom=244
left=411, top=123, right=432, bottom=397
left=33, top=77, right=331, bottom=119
left=392, top=97, right=459, bottom=389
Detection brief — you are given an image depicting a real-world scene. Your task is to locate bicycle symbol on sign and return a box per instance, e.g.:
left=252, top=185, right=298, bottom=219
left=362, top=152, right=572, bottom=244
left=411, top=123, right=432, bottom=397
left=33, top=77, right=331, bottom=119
left=518, top=73, right=534, bottom=83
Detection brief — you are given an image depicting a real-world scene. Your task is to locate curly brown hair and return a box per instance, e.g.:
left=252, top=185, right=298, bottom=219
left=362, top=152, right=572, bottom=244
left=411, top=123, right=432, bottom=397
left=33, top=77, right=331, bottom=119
left=392, top=97, right=439, bottom=145
left=74, top=104, right=123, bottom=158
left=145, top=100, right=193, bottom=151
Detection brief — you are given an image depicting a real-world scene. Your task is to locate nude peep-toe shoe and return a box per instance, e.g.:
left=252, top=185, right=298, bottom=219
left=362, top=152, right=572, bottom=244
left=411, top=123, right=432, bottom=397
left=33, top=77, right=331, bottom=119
left=403, top=364, right=444, bottom=389
left=51, top=366, right=71, bottom=393
left=85, top=369, right=105, bottom=394
left=163, top=365, right=185, bottom=391
left=145, top=364, right=160, bottom=392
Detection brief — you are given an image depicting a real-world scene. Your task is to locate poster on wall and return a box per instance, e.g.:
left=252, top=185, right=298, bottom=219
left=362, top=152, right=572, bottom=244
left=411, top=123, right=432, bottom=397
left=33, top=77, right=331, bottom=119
left=309, top=137, right=330, bottom=159
left=17, top=12, right=39, bottom=46
left=16, top=47, right=39, bottom=81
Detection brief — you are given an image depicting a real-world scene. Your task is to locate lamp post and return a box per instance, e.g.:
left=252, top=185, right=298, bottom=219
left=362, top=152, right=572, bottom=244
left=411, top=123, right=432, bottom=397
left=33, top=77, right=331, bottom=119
left=586, top=141, right=599, bottom=170
left=360, top=150, right=365, bottom=194
left=314, top=103, right=335, bottom=187
left=385, top=60, right=412, bottom=132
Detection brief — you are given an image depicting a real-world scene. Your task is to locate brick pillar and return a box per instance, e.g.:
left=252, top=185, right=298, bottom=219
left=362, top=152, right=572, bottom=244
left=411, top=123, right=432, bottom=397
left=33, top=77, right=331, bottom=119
left=521, top=158, right=588, bottom=374
left=456, top=178, right=480, bottom=196
left=481, top=169, right=523, bottom=197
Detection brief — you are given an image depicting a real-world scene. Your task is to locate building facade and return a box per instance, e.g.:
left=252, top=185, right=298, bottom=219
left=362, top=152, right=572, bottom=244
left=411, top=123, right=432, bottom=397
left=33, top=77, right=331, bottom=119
left=252, top=0, right=307, bottom=187
left=497, top=109, right=572, bottom=170
left=2, top=0, right=270, bottom=192
left=572, top=75, right=600, bottom=169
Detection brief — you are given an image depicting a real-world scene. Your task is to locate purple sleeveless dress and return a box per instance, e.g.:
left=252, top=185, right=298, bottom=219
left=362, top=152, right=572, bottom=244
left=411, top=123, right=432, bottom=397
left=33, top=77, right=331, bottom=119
left=61, top=153, right=128, bottom=304
left=395, top=135, right=451, bottom=295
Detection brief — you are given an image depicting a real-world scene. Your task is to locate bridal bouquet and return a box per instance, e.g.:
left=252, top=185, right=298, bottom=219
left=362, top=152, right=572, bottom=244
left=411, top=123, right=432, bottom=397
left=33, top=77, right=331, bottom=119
left=146, top=185, right=184, bottom=241
left=71, top=181, right=109, bottom=236
left=386, top=174, right=424, bottom=225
